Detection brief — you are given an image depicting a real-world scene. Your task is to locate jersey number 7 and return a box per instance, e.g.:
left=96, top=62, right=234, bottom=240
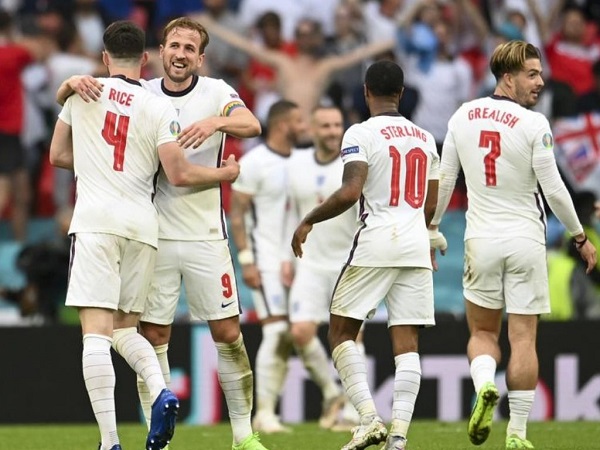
left=388, top=146, right=427, bottom=208
left=480, top=130, right=501, bottom=187
left=102, top=111, right=130, bottom=172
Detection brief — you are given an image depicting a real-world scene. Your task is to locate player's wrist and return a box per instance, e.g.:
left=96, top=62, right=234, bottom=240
left=237, top=248, right=254, bottom=265
left=574, top=234, right=588, bottom=250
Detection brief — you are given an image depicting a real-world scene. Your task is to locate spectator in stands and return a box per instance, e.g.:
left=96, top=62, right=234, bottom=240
left=544, top=4, right=600, bottom=96
left=236, top=11, right=297, bottom=127
left=545, top=192, right=600, bottom=320
left=47, top=22, right=105, bottom=219
left=0, top=9, right=48, bottom=241
left=236, top=0, right=338, bottom=42
left=196, top=13, right=395, bottom=143
left=577, top=59, right=600, bottom=114
left=200, top=0, right=248, bottom=90
left=362, top=0, right=404, bottom=44
left=325, top=2, right=368, bottom=121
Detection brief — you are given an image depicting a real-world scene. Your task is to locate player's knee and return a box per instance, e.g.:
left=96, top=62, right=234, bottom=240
left=212, top=327, right=240, bottom=344
left=139, top=322, right=170, bottom=346
left=290, top=323, right=314, bottom=347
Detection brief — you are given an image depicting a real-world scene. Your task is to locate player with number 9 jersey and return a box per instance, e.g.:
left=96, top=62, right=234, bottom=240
left=340, top=115, right=439, bottom=269
left=60, top=75, right=179, bottom=248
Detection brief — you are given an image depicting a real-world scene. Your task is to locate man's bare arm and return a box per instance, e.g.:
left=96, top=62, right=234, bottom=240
left=56, top=75, right=104, bottom=106
left=324, top=39, right=396, bottom=74
left=49, top=120, right=74, bottom=170
left=193, top=13, right=287, bottom=69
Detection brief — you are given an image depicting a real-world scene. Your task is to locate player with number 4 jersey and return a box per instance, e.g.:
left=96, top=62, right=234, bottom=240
left=49, top=21, right=240, bottom=450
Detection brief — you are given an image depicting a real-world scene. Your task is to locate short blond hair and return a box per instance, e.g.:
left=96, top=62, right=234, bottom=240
left=490, top=40, right=541, bottom=81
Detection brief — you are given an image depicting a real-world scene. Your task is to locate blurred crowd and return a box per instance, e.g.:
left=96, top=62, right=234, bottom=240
left=0, top=0, right=599, bottom=323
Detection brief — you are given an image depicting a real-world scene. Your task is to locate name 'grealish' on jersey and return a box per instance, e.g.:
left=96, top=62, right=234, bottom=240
left=60, top=76, right=179, bottom=247
left=341, top=114, right=439, bottom=269
left=143, top=75, right=247, bottom=241
left=442, top=95, right=558, bottom=243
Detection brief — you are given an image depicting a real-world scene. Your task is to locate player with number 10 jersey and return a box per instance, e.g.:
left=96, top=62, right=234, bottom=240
left=340, top=115, right=439, bottom=270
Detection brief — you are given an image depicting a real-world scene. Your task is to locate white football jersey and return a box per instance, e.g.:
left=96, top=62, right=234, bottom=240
left=341, top=114, right=439, bottom=268
left=442, top=95, right=555, bottom=243
left=59, top=76, right=179, bottom=247
left=232, top=144, right=290, bottom=272
left=288, top=149, right=358, bottom=272
left=142, top=75, right=247, bottom=240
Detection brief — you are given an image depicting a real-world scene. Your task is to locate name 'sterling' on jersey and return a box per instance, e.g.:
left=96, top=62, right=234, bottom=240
left=380, top=125, right=428, bottom=142
left=467, top=106, right=520, bottom=128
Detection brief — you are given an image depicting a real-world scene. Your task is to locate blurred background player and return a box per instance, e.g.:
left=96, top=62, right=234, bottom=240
left=230, top=100, right=306, bottom=433
left=292, top=60, right=440, bottom=450
left=286, top=105, right=359, bottom=430
left=429, top=40, right=597, bottom=450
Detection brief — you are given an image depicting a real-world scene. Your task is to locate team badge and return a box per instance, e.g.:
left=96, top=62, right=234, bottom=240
left=542, top=133, right=553, bottom=149
left=169, top=120, right=181, bottom=136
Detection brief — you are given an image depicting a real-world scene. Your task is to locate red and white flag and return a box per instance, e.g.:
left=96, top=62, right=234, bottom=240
left=553, top=112, right=600, bottom=197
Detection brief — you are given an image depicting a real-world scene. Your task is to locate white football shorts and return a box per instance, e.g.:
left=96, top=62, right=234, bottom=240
left=251, top=270, right=289, bottom=320
left=463, top=237, right=550, bottom=315
left=289, top=263, right=340, bottom=324
left=141, top=239, right=240, bottom=324
left=330, top=265, right=435, bottom=327
left=66, top=232, right=156, bottom=313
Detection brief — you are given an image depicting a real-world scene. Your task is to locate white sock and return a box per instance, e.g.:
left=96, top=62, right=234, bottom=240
left=470, top=354, right=497, bottom=393
left=112, top=327, right=166, bottom=401
left=296, top=336, right=341, bottom=401
left=507, top=390, right=535, bottom=439
left=340, top=341, right=364, bottom=423
left=216, top=334, right=254, bottom=444
left=390, top=352, right=421, bottom=438
left=332, top=340, right=377, bottom=422
left=137, top=343, right=170, bottom=429
left=82, top=334, right=119, bottom=449
left=255, top=321, right=293, bottom=414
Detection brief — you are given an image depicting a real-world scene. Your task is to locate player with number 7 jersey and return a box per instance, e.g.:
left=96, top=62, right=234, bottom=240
left=429, top=41, right=596, bottom=450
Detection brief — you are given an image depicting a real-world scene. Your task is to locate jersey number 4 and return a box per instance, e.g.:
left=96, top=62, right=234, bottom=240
left=388, top=146, right=427, bottom=208
left=480, top=130, right=501, bottom=187
left=102, top=111, right=130, bottom=172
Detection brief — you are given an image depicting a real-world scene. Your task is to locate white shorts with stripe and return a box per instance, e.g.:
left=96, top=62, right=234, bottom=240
left=66, top=232, right=156, bottom=313
left=251, top=270, right=289, bottom=320
left=330, top=265, right=435, bottom=327
left=141, top=239, right=240, bottom=325
left=289, top=263, right=340, bottom=324
left=463, top=237, right=550, bottom=315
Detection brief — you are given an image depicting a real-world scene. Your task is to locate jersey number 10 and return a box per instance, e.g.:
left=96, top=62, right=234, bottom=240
left=388, top=146, right=427, bottom=208
left=102, top=111, right=130, bottom=172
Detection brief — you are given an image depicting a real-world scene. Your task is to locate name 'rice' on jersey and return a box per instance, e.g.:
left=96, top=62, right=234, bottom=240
left=341, top=114, right=439, bottom=269
left=444, top=95, right=555, bottom=243
left=143, top=75, right=247, bottom=241
left=59, top=76, right=179, bottom=247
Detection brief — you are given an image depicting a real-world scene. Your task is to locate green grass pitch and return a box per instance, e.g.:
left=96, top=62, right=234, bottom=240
left=0, top=421, right=598, bottom=450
